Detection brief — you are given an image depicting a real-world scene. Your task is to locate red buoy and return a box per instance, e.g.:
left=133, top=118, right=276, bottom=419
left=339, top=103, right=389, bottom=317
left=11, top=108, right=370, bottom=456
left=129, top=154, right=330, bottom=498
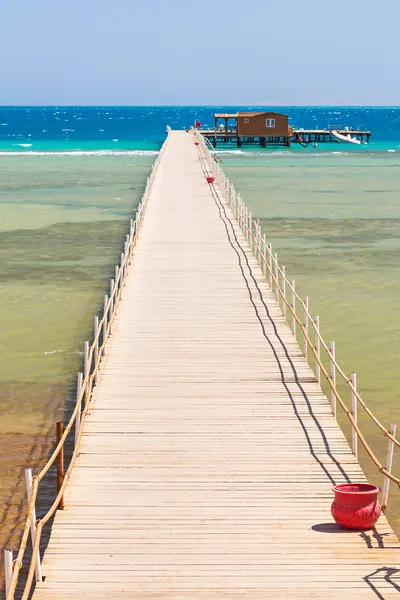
left=331, top=483, right=381, bottom=530
left=206, top=176, right=215, bottom=184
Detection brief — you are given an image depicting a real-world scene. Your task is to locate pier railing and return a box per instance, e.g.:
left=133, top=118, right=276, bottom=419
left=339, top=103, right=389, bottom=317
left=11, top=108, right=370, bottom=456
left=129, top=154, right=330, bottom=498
left=4, top=129, right=171, bottom=600
left=194, top=127, right=400, bottom=498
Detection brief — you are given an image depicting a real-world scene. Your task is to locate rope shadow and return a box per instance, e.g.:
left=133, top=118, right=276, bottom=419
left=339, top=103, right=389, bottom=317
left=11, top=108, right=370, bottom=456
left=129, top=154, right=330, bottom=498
left=197, top=150, right=353, bottom=490
left=364, top=567, right=400, bottom=599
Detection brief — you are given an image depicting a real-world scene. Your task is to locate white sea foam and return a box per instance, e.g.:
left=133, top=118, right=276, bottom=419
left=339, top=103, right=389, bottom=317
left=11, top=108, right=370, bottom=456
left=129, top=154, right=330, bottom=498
left=0, top=150, right=159, bottom=157
left=215, top=149, right=291, bottom=157
left=44, top=349, right=64, bottom=355
left=14, top=143, right=33, bottom=148
left=388, top=149, right=396, bottom=153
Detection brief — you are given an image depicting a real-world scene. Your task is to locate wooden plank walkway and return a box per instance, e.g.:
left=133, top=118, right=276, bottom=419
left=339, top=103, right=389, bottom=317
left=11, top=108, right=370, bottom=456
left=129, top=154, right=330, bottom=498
left=33, top=131, right=400, bottom=599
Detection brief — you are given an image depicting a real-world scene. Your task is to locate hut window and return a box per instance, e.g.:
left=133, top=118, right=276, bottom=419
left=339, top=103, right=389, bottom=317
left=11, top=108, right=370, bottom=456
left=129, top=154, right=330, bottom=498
left=244, top=118, right=249, bottom=123
left=266, top=118, right=276, bottom=128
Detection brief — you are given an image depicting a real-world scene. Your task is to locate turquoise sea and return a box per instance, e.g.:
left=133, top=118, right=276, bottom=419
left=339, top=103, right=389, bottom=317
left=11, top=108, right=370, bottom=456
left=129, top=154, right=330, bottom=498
left=1, top=106, right=400, bottom=592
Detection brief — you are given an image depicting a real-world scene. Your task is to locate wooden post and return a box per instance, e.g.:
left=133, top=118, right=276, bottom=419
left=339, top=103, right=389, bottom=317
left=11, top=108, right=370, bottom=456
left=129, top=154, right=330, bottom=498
left=304, top=296, right=309, bottom=359
left=103, top=294, right=108, bottom=355
left=83, top=338, right=89, bottom=386
left=262, top=234, right=267, bottom=277
left=74, top=372, right=83, bottom=447
left=315, top=316, right=320, bottom=384
left=25, top=469, right=42, bottom=582
left=282, top=266, right=287, bottom=320
left=291, top=279, right=296, bottom=335
left=120, top=253, right=125, bottom=283
left=56, top=422, right=65, bottom=510
left=94, top=316, right=99, bottom=384
left=230, top=184, right=235, bottom=211
left=273, top=253, right=279, bottom=302
left=351, top=373, right=358, bottom=458
left=254, top=221, right=258, bottom=262
left=249, top=212, right=253, bottom=251
left=268, top=245, right=272, bottom=289
left=114, top=265, right=119, bottom=290
left=329, top=342, right=337, bottom=418
left=4, top=548, right=13, bottom=596
left=110, top=279, right=115, bottom=318
left=382, top=424, right=397, bottom=510
left=255, top=221, right=259, bottom=263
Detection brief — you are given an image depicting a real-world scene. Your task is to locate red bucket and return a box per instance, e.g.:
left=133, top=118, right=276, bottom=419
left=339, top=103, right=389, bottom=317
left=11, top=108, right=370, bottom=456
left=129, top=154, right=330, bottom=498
left=194, top=141, right=199, bottom=146
left=331, top=483, right=381, bottom=530
left=206, top=176, right=215, bottom=184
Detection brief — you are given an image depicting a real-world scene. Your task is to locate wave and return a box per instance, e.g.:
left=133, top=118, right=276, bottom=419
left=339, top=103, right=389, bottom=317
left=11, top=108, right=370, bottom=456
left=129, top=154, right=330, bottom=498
left=215, top=150, right=292, bottom=156
left=0, top=149, right=159, bottom=157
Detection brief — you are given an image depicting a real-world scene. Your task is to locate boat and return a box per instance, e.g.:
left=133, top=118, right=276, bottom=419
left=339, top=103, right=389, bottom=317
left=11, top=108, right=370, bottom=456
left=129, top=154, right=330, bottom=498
left=331, top=130, right=367, bottom=145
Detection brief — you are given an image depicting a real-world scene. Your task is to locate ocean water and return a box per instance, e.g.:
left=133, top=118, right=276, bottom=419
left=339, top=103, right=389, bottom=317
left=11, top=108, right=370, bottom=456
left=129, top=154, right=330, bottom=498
left=1, top=106, right=400, bottom=593
left=1, top=105, right=400, bottom=152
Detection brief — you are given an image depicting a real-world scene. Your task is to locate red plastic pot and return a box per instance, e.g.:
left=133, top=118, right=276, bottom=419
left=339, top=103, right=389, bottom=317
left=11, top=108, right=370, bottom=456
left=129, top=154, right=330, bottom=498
left=331, top=483, right=381, bottom=530
left=206, top=176, right=215, bottom=184
left=194, top=141, right=199, bottom=145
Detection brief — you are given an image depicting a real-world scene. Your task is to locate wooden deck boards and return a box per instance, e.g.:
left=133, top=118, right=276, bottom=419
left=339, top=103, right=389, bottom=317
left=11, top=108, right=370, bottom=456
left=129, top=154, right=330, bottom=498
left=33, top=131, right=400, bottom=599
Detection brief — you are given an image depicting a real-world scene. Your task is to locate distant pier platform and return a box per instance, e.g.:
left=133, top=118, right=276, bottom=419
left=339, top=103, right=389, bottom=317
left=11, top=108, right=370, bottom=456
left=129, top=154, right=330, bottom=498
left=199, top=128, right=371, bottom=148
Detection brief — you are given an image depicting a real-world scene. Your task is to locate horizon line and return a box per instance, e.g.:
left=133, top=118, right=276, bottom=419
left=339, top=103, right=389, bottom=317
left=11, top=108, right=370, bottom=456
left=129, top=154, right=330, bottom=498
left=0, top=104, right=400, bottom=108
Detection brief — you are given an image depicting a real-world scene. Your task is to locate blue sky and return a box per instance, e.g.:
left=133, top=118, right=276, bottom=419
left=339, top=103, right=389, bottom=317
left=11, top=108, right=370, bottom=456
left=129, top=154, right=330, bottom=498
left=0, top=0, right=398, bottom=105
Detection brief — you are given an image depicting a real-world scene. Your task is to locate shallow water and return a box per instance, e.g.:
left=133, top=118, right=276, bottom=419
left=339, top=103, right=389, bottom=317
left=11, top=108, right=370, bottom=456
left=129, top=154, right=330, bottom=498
left=223, top=151, right=400, bottom=531
left=0, top=155, right=153, bottom=593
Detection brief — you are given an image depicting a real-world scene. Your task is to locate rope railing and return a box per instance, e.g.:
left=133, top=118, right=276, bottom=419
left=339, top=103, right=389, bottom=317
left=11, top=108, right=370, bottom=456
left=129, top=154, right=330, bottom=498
left=4, top=129, right=171, bottom=600
left=193, top=128, right=400, bottom=499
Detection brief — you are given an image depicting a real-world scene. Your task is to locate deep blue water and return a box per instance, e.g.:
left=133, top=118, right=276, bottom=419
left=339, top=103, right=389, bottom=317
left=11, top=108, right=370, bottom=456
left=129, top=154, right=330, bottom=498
left=0, top=106, right=399, bottom=152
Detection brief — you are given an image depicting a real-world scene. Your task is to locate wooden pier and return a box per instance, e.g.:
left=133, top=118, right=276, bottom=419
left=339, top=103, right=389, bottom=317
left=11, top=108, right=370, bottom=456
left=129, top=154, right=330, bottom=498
left=293, top=129, right=371, bottom=145
left=5, top=130, right=400, bottom=599
left=200, top=128, right=371, bottom=147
